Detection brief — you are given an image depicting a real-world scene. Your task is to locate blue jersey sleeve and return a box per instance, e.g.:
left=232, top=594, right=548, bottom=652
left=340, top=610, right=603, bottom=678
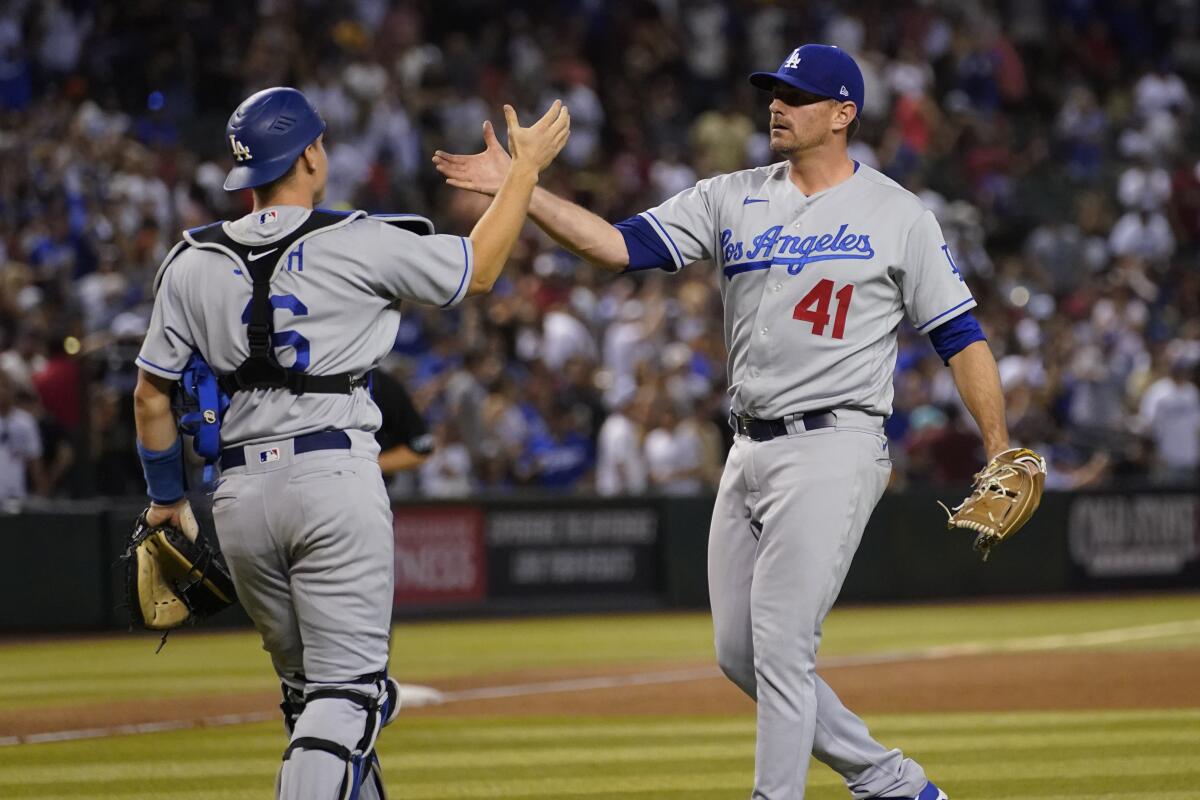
left=928, top=310, right=986, bottom=364
left=615, top=215, right=677, bottom=272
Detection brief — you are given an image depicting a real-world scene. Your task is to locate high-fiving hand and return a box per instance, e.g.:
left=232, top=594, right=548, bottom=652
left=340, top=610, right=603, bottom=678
left=434, top=100, right=569, bottom=194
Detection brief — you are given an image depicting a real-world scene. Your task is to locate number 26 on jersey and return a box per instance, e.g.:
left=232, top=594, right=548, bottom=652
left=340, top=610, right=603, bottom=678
left=793, top=279, right=854, bottom=339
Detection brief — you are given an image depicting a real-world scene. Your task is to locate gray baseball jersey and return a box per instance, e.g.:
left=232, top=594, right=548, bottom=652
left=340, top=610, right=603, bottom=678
left=638, top=161, right=974, bottom=419
left=137, top=204, right=472, bottom=800
left=136, top=205, right=473, bottom=448
left=631, top=161, right=967, bottom=799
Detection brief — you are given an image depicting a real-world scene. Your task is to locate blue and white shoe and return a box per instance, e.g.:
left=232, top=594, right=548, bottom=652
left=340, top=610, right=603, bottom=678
left=882, top=782, right=948, bottom=800
left=916, top=782, right=948, bottom=800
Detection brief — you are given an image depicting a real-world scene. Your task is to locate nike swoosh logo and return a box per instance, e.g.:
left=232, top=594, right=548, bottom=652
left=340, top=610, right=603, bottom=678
left=247, top=248, right=279, bottom=262
left=743, top=197, right=769, bottom=205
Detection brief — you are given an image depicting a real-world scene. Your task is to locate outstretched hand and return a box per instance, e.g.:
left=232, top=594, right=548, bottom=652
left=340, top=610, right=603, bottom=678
left=433, top=100, right=569, bottom=196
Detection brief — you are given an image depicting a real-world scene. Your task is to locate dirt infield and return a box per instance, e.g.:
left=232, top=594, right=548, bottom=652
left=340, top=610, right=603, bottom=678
left=5, top=648, right=1199, bottom=738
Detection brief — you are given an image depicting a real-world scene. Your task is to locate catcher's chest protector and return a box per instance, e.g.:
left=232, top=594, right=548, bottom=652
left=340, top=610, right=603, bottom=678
left=185, top=211, right=366, bottom=396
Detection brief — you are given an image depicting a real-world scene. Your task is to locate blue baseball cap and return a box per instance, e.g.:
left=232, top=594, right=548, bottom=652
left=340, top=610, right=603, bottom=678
left=749, top=44, right=865, bottom=111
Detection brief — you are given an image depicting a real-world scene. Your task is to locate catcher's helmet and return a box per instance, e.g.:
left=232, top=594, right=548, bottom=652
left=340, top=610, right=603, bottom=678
left=223, top=87, right=326, bottom=191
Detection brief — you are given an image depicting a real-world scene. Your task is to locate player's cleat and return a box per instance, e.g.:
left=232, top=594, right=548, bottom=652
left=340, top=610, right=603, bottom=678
left=881, top=782, right=948, bottom=800
left=916, top=781, right=948, bottom=800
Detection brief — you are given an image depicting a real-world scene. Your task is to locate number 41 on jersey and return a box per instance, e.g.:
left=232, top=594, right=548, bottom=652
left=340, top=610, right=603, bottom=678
left=793, top=279, right=854, bottom=339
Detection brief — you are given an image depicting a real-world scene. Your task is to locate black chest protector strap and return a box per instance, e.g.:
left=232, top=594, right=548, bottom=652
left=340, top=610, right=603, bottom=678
left=187, top=211, right=366, bottom=396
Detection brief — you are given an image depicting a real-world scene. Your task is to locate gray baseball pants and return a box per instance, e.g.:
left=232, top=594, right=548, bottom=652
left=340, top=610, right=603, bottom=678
left=708, top=409, right=928, bottom=800
left=212, top=434, right=394, bottom=800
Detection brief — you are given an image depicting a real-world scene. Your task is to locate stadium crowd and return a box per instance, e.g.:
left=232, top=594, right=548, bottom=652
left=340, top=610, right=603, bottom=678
left=0, top=0, right=1198, bottom=503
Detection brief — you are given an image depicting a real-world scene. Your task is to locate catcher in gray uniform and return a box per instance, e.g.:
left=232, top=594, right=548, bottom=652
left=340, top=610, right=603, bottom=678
left=436, top=45, right=1043, bottom=800
left=134, top=88, right=569, bottom=799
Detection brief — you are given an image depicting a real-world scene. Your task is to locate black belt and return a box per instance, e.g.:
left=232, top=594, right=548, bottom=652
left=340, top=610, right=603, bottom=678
left=731, top=410, right=836, bottom=442
left=221, top=430, right=351, bottom=469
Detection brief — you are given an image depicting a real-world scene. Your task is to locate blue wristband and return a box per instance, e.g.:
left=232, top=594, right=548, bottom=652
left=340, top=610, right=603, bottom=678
left=137, top=439, right=185, bottom=504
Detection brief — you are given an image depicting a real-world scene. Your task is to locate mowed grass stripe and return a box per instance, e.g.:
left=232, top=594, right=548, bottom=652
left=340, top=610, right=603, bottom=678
left=4, top=595, right=1200, bottom=713
left=4, top=711, right=1200, bottom=799
left=7, top=708, right=1195, bottom=757
left=0, top=683, right=274, bottom=710
left=971, top=793, right=1200, bottom=800
left=880, top=727, right=1200, bottom=752
left=15, top=788, right=1200, bottom=800
left=0, top=759, right=278, bottom=786
left=3, top=708, right=1195, bottom=754
left=0, top=743, right=755, bottom=785
left=0, top=775, right=275, bottom=800
left=940, top=775, right=1200, bottom=798
left=863, top=707, right=1200, bottom=731
left=248, top=753, right=1200, bottom=800
left=3, top=728, right=754, bottom=756
left=4, top=720, right=1199, bottom=782
left=8, top=736, right=1198, bottom=788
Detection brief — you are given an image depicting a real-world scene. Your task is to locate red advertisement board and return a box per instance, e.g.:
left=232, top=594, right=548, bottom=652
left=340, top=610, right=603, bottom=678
left=392, top=506, right=486, bottom=606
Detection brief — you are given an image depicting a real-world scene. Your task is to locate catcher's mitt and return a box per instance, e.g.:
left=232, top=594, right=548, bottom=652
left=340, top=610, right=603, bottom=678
left=124, top=505, right=237, bottom=633
left=939, top=447, right=1047, bottom=560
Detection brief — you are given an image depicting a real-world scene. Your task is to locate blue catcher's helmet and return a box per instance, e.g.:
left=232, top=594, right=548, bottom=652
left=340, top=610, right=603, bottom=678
left=223, top=87, right=326, bottom=191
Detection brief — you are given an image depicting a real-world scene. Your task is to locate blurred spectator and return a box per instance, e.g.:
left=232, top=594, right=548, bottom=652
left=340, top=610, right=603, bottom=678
left=680, top=400, right=725, bottom=490
left=645, top=403, right=706, bottom=496
left=1055, top=86, right=1107, bottom=181
left=1138, top=362, right=1200, bottom=481
left=906, top=405, right=985, bottom=486
left=0, top=326, right=46, bottom=394
left=32, top=331, right=83, bottom=433
left=1133, top=63, right=1191, bottom=117
left=517, top=402, right=594, bottom=491
left=0, top=1, right=1196, bottom=497
left=689, top=99, right=755, bottom=176
left=418, top=421, right=472, bottom=498
left=595, top=388, right=648, bottom=497
left=540, top=303, right=596, bottom=372
left=0, top=372, right=42, bottom=501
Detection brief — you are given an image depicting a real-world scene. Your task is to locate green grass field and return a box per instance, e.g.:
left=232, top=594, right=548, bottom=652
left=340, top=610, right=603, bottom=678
left=2, top=593, right=1198, bottom=799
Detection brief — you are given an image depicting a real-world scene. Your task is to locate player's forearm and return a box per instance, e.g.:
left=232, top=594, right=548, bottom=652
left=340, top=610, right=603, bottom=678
left=528, top=187, right=629, bottom=273
left=378, top=446, right=428, bottom=475
left=466, top=164, right=540, bottom=295
left=948, top=340, right=1010, bottom=458
left=133, top=370, right=179, bottom=451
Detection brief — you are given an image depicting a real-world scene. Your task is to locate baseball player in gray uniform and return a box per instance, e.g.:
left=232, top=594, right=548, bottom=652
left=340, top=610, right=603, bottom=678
left=133, top=88, right=569, bottom=799
left=436, top=45, right=1012, bottom=800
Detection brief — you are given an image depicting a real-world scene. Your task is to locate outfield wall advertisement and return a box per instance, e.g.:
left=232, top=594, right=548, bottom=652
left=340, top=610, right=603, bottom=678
left=1067, top=493, right=1200, bottom=579
left=389, top=502, right=660, bottom=609
left=486, top=507, right=658, bottom=597
left=392, top=506, right=488, bottom=606
left=1, top=487, right=1197, bottom=631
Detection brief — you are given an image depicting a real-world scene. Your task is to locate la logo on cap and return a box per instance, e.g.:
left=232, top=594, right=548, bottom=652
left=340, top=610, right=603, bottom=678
left=230, top=135, right=252, bottom=162
left=783, top=48, right=802, bottom=69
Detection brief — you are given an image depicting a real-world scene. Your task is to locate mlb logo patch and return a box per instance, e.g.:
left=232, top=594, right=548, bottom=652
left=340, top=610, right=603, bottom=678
left=259, top=210, right=278, bottom=225
left=259, top=447, right=281, bottom=464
